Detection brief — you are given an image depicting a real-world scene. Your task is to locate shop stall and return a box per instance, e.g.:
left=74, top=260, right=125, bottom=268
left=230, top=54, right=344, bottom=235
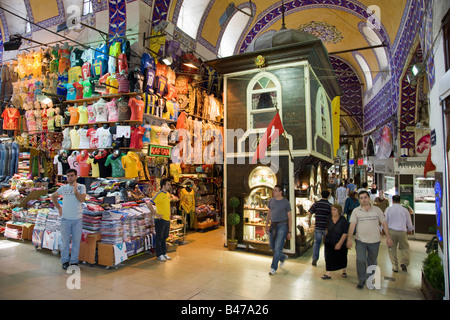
left=207, top=28, right=342, bottom=256
left=0, top=29, right=225, bottom=267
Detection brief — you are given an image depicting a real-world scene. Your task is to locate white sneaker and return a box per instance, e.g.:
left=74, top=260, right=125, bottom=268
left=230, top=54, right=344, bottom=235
left=157, top=255, right=166, bottom=262
left=269, top=268, right=276, bottom=275
left=163, top=254, right=172, bottom=260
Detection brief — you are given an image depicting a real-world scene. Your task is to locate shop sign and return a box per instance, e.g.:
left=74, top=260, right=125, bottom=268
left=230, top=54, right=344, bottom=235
left=434, top=175, right=443, bottom=243
left=148, top=145, right=172, bottom=158
left=349, top=159, right=354, bottom=166
left=357, top=158, right=364, bottom=166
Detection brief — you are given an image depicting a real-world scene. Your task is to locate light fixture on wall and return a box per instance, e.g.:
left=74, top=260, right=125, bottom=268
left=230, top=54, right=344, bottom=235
left=3, top=35, right=22, bottom=51
left=181, top=52, right=200, bottom=69
left=162, top=56, right=173, bottom=66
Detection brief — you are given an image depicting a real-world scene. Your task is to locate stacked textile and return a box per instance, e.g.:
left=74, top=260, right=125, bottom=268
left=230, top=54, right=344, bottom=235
left=100, top=210, right=124, bottom=244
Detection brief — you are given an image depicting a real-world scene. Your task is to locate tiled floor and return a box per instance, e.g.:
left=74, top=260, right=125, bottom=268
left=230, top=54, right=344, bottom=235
left=0, top=227, right=427, bottom=300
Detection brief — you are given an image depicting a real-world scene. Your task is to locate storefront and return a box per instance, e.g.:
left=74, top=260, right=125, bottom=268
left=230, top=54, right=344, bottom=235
left=0, top=29, right=225, bottom=267
left=397, top=157, right=436, bottom=239
left=207, top=29, right=341, bottom=256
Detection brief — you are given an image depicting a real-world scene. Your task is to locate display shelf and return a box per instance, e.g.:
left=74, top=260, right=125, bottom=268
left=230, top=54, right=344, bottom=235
left=62, top=119, right=142, bottom=127
left=243, top=207, right=269, bottom=212
left=65, top=92, right=141, bottom=104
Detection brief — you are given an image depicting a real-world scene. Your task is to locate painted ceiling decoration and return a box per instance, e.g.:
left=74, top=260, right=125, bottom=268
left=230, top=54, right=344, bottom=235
left=298, top=21, right=343, bottom=44
left=0, top=0, right=434, bottom=151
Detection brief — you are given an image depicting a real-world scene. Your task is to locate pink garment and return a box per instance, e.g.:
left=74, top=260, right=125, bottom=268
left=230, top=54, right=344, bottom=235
left=87, top=104, right=96, bottom=123
left=107, top=98, right=119, bottom=122
left=25, top=110, right=37, bottom=132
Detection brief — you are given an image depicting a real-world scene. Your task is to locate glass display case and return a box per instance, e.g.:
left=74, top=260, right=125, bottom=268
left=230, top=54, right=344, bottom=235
left=414, top=177, right=435, bottom=214
left=242, top=166, right=276, bottom=251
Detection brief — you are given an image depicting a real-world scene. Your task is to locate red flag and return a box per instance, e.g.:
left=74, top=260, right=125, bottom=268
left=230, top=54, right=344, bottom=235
left=251, top=112, right=284, bottom=164
left=424, top=149, right=436, bottom=177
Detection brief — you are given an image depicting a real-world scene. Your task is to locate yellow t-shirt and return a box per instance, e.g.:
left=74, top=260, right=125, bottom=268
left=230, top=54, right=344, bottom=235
left=151, top=190, right=171, bottom=221
left=107, top=76, right=119, bottom=94
left=179, top=188, right=195, bottom=213
left=86, top=157, right=99, bottom=177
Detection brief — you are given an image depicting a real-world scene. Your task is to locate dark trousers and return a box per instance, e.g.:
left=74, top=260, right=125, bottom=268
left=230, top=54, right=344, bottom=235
left=155, top=218, right=170, bottom=257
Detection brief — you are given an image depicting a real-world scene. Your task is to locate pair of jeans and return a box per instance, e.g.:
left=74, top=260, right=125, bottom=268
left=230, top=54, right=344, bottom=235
left=312, top=229, right=326, bottom=262
left=268, top=222, right=288, bottom=271
left=60, top=218, right=83, bottom=264
left=155, top=218, right=170, bottom=257
left=355, top=240, right=380, bottom=284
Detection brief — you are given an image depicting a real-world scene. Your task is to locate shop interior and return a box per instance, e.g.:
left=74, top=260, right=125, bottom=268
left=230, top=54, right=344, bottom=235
left=0, top=30, right=224, bottom=267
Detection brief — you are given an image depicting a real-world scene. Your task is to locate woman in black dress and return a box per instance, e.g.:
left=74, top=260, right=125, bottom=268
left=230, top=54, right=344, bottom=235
left=322, top=204, right=349, bottom=280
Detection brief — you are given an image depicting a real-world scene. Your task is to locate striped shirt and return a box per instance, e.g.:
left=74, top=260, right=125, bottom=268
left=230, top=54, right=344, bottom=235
left=309, top=199, right=331, bottom=231
left=116, top=73, right=130, bottom=93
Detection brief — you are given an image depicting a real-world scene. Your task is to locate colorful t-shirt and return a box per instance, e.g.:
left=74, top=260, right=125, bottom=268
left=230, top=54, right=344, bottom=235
left=130, top=125, right=146, bottom=149
left=1, top=108, right=20, bottom=130
left=87, top=127, right=98, bottom=149
left=68, top=106, right=79, bottom=124
left=94, top=99, right=108, bottom=122
left=107, top=99, right=119, bottom=122
left=82, top=80, right=93, bottom=98
left=78, top=105, right=88, bottom=124
left=105, top=153, right=125, bottom=177
left=96, top=127, right=112, bottom=148
left=129, top=97, right=145, bottom=121
left=70, top=128, right=80, bottom=149
left=78, top=128, right=90, bottom=149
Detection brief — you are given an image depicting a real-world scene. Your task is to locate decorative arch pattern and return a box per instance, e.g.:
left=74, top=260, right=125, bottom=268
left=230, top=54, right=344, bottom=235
left=237, top=0, right=391, bottom=55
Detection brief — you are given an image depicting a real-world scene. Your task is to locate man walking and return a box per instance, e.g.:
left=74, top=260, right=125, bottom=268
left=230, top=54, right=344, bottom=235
left=51, top=169, right=86, bottom=270
left=266, top=185, right=292, bottom=275
left=385, top=195, right=414, bottom=272
left=146, top=178, right=172, bottom=262
left=335, top=182, right=347, bottom=208
left=346, top=191, right=393, bottom=289
left=309, top=190, right=332, bottom=266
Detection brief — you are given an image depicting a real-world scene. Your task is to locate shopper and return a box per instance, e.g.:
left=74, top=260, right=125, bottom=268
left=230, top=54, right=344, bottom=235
left=343, top=191, right=359, bottom=221
left=328, top=173, right=338, bottom=197
left=321, top=204, right=349, bottom=280
left=357, top=182, right=368, bottom=194
left=309, top=190, right=332, bottom=266
left=385, top=195, right=414, bottom=272
left=51, top=169, right=86, bottom=270
left=369, top=188, right=378, bottom=204
left=346, top=178, right=357, bottom=194
left=335, top=182, right=347, bottom=207
left=374, top=190, right=389, bottom=213
left=266, top=185, right=292, bottom=275
left=346, top=191, right=393, bottom=289
left=146, top=177, right=173, bottom=262
left=327, top=187, right=335, bottom=204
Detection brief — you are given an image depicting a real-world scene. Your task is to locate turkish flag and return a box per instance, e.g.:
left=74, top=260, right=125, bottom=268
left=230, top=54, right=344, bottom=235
left=423, top=149, right=436, bottom=177
left=251, top=112, right=284, bottom=164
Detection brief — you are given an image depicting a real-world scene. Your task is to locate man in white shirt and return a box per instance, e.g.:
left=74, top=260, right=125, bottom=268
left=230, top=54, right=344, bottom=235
left=347, top=191, right=393, bottom=289
left=335, top=182, right=347, bottom=208
left=385, top=195, right=414, bottom=272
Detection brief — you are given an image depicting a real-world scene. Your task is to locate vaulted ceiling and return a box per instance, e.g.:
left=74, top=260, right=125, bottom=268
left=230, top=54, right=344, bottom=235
left=0, top=0, right=412, bottom=135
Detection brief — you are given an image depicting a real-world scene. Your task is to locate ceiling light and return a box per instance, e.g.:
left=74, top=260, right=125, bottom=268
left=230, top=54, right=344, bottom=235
left=162, top=56, right=173, bottom=65
left=182, top=62, right=199, bottom=69
left=3, top=35, right=22, bottom=51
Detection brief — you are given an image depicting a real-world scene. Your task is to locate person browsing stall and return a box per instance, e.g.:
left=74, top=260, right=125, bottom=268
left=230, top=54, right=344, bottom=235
left=51, top=169, right=86, bottom=270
